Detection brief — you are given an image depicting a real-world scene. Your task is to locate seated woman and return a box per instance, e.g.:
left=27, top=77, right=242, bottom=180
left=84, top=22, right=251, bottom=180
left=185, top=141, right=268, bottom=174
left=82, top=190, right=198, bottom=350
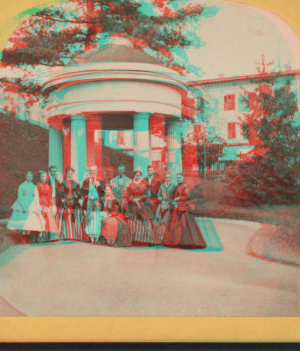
left=100, top=203, right=131, bottom=247
left=7, top=171, right=44, bottom=242
left=162, top=173, right=207, bottom=249
left=35, top=171, right=59, bottom=242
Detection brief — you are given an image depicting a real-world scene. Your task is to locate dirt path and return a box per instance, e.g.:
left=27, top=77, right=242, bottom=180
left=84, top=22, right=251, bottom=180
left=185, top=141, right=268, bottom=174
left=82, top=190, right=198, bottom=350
left=0, top=219, right=298, bottom=316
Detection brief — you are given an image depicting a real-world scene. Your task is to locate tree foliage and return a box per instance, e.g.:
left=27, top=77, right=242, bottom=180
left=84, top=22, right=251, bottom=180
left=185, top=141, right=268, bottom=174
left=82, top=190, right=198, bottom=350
left=2, top=0, right=206, bottom=69
left=195, top=134, right=226, bottom=175
left=2, top=0, right=214, bottom=108
left=229, top=78, right=300, bottom=205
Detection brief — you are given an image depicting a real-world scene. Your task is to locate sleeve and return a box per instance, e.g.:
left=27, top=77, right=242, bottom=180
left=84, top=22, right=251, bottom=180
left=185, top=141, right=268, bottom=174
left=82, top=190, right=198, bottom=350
left=157, top=186, right=164, bottom=203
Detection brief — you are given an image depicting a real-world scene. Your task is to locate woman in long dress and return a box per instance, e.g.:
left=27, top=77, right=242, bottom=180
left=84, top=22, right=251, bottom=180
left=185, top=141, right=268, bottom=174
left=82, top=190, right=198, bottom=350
left=153, top=167, right=176, bottom=245
left=36, top=171, right=59, bottom=242
left=7, top=171, right=44, bottom=242
left=100, top=202, right=131, bottom=247
left=162, top=173, right=206, bottom=249
left=125, top=167, right=149, bottom=244
left=81, top=168, right=104, bottom=243
left=62, top=167, right=82, bottom=241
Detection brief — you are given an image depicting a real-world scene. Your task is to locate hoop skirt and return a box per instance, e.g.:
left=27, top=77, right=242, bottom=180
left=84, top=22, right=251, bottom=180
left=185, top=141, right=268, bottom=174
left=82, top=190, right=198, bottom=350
left=100, top=214, right=131, bottom=247
left=162, top=182, right=207, bottom=249
left=163, top=207, right=206, bottom=248
left=7, top=181, right=45, bottom=233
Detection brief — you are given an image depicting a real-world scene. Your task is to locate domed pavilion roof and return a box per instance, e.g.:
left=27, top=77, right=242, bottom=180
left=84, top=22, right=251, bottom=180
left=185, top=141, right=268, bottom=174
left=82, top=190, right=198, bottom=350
left=71, top=44, right=164, bottom=66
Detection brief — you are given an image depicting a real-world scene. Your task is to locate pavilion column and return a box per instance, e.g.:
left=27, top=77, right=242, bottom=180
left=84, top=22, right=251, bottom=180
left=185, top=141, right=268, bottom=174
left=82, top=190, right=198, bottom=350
left=182, top=118, right=198, bottom=177
left=166, top=120, right=182, bottom=180
left=149, top=114, right=166, bottom=177
left=86, top=116, right=102, bottom=180
left=133, top=113, right=150, bottom=177
left=71, top=115, right=87, bottom=183
left=48, top=119, right=64, bottom=173
left=63, top=119, right=71, bottom=172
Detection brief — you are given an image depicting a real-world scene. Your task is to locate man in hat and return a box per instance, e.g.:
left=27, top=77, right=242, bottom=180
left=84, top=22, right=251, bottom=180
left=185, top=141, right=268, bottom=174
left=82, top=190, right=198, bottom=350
left=142, top=165, right=160, bottom=210
left=111, top=164, right=131, bottom=203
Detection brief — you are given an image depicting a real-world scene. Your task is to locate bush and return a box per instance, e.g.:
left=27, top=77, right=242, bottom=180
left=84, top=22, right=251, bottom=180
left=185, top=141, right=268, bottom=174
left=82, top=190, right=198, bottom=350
left=227, top=159, right=300, bottom=206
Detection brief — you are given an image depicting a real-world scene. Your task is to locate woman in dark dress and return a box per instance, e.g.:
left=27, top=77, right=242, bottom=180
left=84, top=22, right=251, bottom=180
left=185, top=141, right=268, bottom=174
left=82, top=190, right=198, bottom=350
left=162, top=173, right=207, bottom=249
left=62, top=167, right=82, bottom=241
left=153, top=167, right=176, bottom=245
left=100, top=202, right=131, bottom=247
left=125, top=167, right=150, bottom=243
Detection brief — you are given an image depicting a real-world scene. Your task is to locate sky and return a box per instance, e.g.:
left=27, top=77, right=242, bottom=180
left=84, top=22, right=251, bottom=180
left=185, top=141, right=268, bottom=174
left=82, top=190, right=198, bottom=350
left=184, top=0, right=300, bottom=80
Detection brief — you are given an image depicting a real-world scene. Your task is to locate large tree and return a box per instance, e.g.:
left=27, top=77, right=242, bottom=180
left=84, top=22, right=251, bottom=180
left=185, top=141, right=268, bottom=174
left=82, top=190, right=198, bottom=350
left=1, top=0, right=216, bottom=106
left=229, top=77, right=300, bottom=205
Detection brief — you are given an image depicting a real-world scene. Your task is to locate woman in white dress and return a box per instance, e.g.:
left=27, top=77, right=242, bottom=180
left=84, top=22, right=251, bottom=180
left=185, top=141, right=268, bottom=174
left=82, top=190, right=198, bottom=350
left=7, top=171, right=44, bottom=242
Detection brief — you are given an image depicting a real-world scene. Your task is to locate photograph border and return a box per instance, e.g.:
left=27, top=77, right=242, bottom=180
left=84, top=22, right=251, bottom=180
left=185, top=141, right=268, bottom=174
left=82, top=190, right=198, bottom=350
left=1, top=0, right=300, bottom=342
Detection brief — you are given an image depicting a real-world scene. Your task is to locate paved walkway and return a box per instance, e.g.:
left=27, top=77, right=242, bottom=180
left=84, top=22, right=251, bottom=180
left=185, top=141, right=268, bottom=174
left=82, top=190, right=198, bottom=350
left=0, top=218, right=299, bottom=316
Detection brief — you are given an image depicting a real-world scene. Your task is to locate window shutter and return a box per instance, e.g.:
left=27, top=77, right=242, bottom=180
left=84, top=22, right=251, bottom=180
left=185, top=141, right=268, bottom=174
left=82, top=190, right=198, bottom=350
left=228, top=122, right=236, bottom=139
left=224, top=94, right=235, bottom=111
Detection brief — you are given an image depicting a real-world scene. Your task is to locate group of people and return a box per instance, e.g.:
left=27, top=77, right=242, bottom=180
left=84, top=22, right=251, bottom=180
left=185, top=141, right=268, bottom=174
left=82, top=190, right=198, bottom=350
left=7, top=163, right=207, bottom=249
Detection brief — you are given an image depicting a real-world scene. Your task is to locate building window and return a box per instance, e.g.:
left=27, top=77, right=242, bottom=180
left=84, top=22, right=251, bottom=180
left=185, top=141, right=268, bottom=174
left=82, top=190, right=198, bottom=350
left=224, top=94, right=235, bottom=111
left=228, top=122, right=236, bottom=139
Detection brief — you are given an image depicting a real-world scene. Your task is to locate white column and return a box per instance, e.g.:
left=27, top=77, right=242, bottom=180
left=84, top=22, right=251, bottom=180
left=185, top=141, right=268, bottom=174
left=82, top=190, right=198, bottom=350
left=133, top=113, right=150, bottom=177
left=166, top=120, right=182, bottom=180
left=49, top=120, right=63, bottom=173
left=71, top=115, right=87, bottom=183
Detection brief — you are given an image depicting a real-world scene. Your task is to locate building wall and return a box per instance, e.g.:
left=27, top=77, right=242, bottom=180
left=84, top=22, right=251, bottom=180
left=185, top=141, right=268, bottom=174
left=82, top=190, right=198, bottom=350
left=201, top=74, right=300, bottom=146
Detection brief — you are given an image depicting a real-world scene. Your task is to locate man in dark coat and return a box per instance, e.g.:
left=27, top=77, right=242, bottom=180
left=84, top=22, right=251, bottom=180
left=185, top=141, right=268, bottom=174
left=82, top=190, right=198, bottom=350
left=47, top=165, right=59, bottom=214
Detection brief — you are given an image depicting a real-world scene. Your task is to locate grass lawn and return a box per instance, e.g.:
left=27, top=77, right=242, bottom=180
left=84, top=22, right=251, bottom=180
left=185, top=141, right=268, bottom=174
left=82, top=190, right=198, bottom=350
left=196, top=179, right=300, bottom=266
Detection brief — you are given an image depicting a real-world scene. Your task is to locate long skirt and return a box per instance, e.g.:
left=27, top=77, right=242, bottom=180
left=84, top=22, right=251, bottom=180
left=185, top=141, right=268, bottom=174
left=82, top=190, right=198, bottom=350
left=114, top=218, right=132, bottom=247
left=61, top=208, right=85, bottom=241
left=101, top=216, right=131, bottom=247
left=134, top=219, right=154, bottom=243
left=56, top=208, right=67, bottom=241
left=127, top=217, right=142, bottom=242
left=7, top=209, right=45, bottom=233
left=41, top=207, right=59, bottom=241
left=163, top=210, right=206, bottom=249
left=153, top=207, right=171, bottom=245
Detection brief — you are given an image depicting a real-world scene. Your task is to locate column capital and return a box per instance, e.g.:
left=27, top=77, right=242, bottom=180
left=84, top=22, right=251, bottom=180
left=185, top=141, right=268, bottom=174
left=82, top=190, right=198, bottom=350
left=71, top=115, right=86, bottom=122
left=167, top=119, right=182, bottom=127
left=87, top=115, right=102, bottom=122
left=48, top=117, right=64, bottom=129
left=134, top=112, right=150, bottom=120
